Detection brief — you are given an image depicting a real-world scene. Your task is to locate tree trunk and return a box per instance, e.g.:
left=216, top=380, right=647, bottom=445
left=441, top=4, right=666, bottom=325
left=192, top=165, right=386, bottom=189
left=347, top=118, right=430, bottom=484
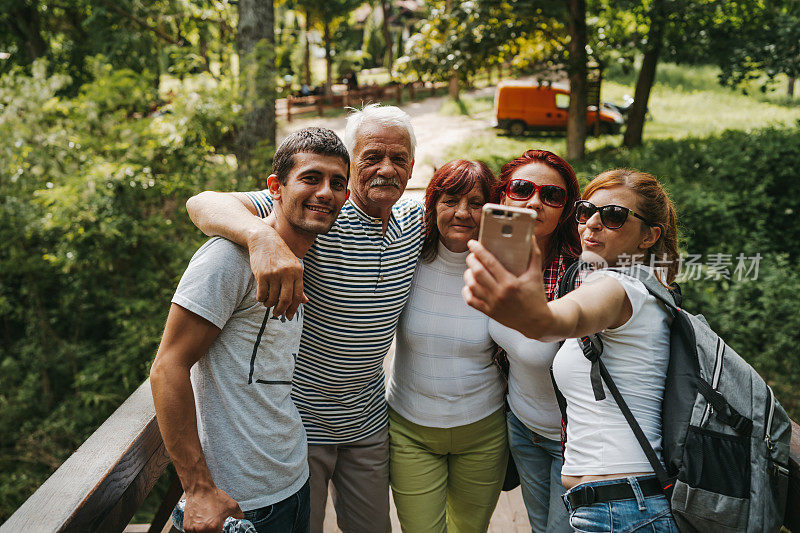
left=199, top=28, right=211, bottom=73
left=788, top=76, right=796, bottom=97
left=304, top=10, right=311, bottom=86
left=444, top=0, right=459, bottom=99
left=236, top=0, right=276, bottom=186
left=380, top=0, right=393, bottom=76
left=7, top=2, right=48, bottom=63
left=623, top=0, right=664, bottom=148
left=323, top=19, right=332, bottom=95
left=449, top=75, right=459, bottom=99
left=566, top=0, right=587, bottom=161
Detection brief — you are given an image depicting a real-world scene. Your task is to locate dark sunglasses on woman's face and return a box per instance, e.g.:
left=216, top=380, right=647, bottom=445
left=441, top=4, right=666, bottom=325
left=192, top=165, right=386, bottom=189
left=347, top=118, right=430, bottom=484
left=574, top=200, right=653, bottom=229
left=505, top=179, right=567, bottom=208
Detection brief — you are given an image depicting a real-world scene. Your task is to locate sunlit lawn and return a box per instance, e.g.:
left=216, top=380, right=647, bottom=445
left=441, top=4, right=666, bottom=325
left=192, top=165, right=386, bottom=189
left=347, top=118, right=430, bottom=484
left=442, top=63, right=800, bottom=172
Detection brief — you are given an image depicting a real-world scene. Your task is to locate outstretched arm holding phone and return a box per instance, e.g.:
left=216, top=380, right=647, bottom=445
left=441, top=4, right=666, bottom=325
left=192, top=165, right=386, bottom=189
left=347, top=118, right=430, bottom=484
left=462, top=236, right=632, bottom=343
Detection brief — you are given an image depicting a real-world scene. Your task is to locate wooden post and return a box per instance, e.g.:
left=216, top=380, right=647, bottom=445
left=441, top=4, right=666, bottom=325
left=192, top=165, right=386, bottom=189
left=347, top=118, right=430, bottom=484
left=409, top=83, right=415, bottom=100
left=431, top=82, right=436, bottom=97
left=316, top=96, right=323, bottom=116
left=286, top=96, right=292, bottom=122
left=146, top=470, right=183, bottom=533
left=396, top=84, right=402, bottom=104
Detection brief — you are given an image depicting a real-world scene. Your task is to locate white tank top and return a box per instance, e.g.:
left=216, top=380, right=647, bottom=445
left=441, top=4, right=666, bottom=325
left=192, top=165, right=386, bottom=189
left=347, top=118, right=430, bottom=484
left=552, top=268, right=672, bottom=476
left=488, top=320, right=562, bottom=440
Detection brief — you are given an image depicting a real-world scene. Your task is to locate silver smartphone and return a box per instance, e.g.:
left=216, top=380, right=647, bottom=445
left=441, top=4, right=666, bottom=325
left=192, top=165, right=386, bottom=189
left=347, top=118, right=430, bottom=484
left=478, top=203, right=537, bottom=276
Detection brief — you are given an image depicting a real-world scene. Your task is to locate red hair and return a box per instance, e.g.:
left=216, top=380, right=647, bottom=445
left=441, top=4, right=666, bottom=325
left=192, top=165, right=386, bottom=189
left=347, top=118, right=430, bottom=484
left=422, top=160, right=496, bottom=262
left=496, top=150, right=581, bottom=265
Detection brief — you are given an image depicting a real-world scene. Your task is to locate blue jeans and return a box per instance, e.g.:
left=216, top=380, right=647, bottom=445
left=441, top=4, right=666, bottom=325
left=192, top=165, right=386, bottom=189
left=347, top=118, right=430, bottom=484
left=507, top=410, right=571, bottom=533
left=562, top=476, right=678, bottom=532
left=243, top=480, right=310, bottom=533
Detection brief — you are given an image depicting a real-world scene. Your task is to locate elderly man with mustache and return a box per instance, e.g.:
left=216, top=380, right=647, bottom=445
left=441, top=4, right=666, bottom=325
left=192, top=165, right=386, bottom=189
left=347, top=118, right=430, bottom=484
left=185, top=104, right=420, bottom=533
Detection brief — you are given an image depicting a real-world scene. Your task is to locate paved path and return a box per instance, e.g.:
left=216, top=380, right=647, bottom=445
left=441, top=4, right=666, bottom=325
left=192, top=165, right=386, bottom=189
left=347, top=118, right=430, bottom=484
left=277, top=87, right=495, bottom=191
left=322, top=485, right=529, bottom=532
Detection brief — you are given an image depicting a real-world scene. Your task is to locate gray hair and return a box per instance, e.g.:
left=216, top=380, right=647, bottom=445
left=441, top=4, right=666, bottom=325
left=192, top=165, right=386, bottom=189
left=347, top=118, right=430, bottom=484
left=344, top=103, right=416, bottom=158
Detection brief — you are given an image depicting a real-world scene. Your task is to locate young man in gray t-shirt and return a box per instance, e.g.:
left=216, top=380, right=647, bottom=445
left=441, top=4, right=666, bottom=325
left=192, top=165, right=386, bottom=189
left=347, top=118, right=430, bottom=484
left=150, top=128, right=350, bottom=533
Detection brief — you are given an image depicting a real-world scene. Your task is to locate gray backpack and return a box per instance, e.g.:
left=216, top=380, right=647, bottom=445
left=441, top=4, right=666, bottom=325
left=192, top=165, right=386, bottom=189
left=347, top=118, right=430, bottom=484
left=558, top=263, right=791, bottom=532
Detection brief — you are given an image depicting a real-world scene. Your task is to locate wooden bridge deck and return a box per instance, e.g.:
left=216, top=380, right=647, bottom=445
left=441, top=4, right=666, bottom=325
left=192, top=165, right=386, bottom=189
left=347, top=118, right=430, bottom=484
left=323, top=486, right=530, bottom=532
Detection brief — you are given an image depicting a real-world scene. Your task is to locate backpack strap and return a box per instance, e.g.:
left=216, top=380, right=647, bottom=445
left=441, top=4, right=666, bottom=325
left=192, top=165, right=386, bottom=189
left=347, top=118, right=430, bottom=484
left=582, top=338, right=677, bottom=493
left=550, top=366, right=569, bottom=452
left=580, top=335, right=606, bottom=401
left=551, top=257, right=585, bottom=451
left=557, top=259, right=585, bottom=300
left=697, top=379, right=753, bottom=435
left=568, top=263, right=677, bottom=492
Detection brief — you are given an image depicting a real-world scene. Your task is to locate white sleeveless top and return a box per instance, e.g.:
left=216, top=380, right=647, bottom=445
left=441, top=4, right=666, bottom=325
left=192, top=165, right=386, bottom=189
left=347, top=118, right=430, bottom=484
left=488, top=320, right=562, bottom=440
left=552, top=268, right=672, bottom=476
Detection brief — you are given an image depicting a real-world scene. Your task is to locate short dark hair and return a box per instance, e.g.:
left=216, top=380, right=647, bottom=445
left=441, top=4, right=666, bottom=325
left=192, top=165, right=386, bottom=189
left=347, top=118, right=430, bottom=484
left=272, top=127, right=350, bottom=184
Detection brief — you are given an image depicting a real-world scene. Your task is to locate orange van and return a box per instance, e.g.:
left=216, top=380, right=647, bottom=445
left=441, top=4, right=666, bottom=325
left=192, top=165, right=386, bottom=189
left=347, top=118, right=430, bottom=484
left=494, top=81, right=624, bottom=135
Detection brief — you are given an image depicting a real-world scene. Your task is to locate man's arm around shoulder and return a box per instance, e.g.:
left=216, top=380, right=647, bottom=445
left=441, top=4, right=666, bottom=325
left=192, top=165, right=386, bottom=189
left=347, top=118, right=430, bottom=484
left=150, top=304, right=244, bottom=533
left=185, top=190, right=305, bottom=318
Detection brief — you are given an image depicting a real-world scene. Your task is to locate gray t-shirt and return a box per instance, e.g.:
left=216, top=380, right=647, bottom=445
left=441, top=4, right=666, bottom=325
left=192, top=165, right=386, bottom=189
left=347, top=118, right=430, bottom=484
left=172, top=237, right=308, bottom=511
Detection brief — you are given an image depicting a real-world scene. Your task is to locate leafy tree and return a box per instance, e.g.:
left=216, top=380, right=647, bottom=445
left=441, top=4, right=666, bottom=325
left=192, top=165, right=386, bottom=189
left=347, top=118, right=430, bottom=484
left=0, top=60, right=240, bottom=520
left=0, top=0, right=237, bottom=92
left=0, top=0, right=48, bottom=64
left=399, top=1, right=563, bottom=93
left=708, top=0, right=800, bottom=96
left=294, top=0, right=361, bottom=94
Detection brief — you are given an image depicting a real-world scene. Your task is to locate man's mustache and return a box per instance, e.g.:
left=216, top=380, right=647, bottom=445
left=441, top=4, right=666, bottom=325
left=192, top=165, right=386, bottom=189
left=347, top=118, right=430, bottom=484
left=369, top=177, right=401, bottom=188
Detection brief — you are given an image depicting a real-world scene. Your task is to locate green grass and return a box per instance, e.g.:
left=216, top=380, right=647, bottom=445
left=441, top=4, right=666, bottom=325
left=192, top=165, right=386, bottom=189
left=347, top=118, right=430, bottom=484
left=442, top=63, right=800, bottom=173
left=438, top=93, right=495, bottom=117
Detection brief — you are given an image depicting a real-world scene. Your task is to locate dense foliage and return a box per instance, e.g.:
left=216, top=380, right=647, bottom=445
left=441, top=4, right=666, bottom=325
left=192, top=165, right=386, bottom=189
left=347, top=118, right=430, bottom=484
left=0, top=0, right=237, bottom=93
left=0, top=62, right=241, bottom=520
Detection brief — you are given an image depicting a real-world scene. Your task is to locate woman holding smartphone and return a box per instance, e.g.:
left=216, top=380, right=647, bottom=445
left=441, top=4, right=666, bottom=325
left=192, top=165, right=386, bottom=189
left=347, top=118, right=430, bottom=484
left=463, top=168, right=680, bottom=532
left=488, top=150, right=580, bottom=533
left=386, top=159, right=506, bottom=533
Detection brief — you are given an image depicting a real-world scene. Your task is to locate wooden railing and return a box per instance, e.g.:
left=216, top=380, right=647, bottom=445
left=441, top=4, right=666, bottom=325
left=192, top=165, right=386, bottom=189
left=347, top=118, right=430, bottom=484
left=0, top=380, right=181, bottom=533
left=276, top=81, right=448, bottom=122
left=2, top=382, right=800, bottom=531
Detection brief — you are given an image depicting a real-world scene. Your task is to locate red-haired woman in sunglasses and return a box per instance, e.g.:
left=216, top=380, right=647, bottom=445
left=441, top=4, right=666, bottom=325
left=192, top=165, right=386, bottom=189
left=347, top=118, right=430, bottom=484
left=487, top=150, right=581, bottom=533
left=463, top=169, right=680, bottom=532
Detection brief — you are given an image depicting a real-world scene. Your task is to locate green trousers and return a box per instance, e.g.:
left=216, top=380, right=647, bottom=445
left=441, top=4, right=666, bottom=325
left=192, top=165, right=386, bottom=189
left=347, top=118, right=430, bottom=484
left=388, top=407, right=508, bottom=533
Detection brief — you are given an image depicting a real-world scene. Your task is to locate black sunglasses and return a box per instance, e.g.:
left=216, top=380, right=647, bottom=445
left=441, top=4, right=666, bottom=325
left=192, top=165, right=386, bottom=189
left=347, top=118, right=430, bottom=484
left=574, top=200, right=653, bottom=229
left=505, top=179, right=567, bottom=208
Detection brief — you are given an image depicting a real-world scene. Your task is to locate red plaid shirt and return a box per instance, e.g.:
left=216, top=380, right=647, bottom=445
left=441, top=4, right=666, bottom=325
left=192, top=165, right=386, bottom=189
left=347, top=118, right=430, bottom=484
left=544, top=253, right=573, bottom=301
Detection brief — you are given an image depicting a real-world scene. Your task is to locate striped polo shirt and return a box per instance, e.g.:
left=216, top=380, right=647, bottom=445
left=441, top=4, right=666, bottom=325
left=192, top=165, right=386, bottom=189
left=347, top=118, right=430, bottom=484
left=246, top=191, right=424, bottom=444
